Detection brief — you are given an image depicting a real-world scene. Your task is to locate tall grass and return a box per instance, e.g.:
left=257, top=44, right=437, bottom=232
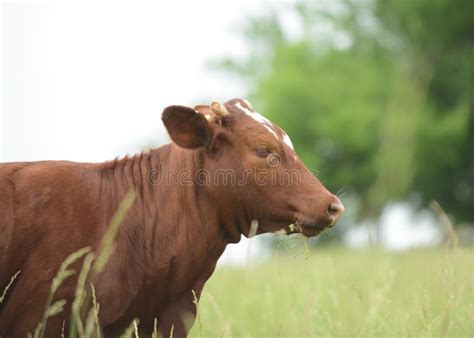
left=4, top=246, right=472, bottom=338
left=10, top=191, right=137, bottom=338
left=190, top=247, right=474, bottom=338
left=34, top=247, right=92, bottom=338
left=0, top=270, right=21, bottom=305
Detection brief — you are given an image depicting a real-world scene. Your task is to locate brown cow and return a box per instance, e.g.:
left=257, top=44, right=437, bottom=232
left=0, top=98, right=344, bottom=337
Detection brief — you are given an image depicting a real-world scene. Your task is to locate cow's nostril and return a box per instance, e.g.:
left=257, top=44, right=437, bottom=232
left=327, top=202, right=345, bottom=220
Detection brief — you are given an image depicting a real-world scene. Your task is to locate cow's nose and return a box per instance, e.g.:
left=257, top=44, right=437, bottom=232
left=327, top=198, right=345, bottom=226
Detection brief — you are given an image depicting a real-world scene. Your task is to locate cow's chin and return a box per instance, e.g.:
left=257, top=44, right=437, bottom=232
left=253, top=208, right=335, bottom=238
left=293, top=224, right=326, bottom=237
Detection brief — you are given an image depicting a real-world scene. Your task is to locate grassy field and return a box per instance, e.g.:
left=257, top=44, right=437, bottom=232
left=190, top=246, right=474, bottom=338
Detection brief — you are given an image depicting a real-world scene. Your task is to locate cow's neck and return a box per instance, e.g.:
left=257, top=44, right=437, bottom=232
left=150, top=144, right=246, bottom=245
left=102, top=145, right=241, bottom=275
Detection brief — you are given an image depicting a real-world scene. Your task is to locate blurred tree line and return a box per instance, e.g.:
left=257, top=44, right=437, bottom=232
left=216, top=0, right=473, bottom=232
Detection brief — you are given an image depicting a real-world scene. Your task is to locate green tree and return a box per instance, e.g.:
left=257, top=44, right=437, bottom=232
left=375, top=0, right=474, bottom=223
left=216, top=0, right=473, bottom=225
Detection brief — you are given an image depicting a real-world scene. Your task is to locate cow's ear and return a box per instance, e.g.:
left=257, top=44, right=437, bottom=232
left=162, top=105, right=215, bottom=149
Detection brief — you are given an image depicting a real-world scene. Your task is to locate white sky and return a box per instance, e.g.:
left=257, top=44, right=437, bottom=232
left=1, top=0, right=258, bottom=162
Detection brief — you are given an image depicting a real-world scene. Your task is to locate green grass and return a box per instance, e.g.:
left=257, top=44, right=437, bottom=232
left=190, top=247, right=474, bottom=338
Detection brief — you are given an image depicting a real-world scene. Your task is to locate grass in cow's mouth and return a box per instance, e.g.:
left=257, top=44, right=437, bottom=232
left=288, top=221, right=305, bottom=233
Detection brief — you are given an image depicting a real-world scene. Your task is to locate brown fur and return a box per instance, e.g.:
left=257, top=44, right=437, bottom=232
left=0, top=99, right=343, bottom=337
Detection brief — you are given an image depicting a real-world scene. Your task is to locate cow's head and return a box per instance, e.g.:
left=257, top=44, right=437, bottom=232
left=162, top=98, right=344, bottom=238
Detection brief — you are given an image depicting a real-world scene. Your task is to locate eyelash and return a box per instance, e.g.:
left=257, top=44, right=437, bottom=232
left=256, top=148, right=271, bottom=157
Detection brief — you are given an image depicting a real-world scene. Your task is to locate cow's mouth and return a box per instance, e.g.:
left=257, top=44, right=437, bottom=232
left=287, top=213, right=336, bottom=237
left=286, top=221, right=326, bottom=237
left=259, top=213, right=336, bottom=238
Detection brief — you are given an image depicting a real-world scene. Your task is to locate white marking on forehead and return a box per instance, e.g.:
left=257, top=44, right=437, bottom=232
left=263, top=125, right=279, bottom=139
left=235, top=102, right=278, bottom=139
left=243, top=99, right=254, bottom=109
left=235, top=100, right=295, bottom=151
left=234, top=102, right=271, bottom=124
left=282, top=133, right=294, bottom=150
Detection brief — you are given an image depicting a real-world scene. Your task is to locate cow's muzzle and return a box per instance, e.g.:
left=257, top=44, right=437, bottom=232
left=326, top=197, right=345, bottom=227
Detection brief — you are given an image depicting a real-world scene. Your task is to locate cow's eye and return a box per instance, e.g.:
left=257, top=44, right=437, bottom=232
left=256, top=148, right=271, bottom=158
